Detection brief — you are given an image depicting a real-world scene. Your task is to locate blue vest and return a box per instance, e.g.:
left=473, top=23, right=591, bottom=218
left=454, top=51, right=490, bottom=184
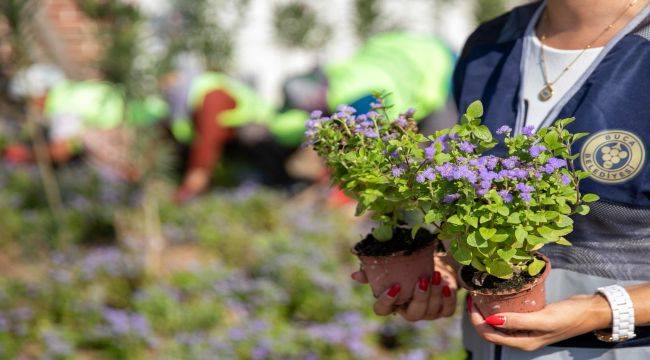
left=453, top=2, right=650, bottom=281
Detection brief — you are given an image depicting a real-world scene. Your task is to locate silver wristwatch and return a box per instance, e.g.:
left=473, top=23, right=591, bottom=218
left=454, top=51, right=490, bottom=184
left=594, top=285, right=636, bottom=342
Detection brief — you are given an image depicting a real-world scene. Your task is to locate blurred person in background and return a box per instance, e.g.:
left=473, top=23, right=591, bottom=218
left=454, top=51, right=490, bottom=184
left=354, top=1, right=650, bottom=360
left=278, top=32, right=457, bottom=206
left=163, top=54, right=308, bottom=203
left=5, top=63, right=168, bottom=180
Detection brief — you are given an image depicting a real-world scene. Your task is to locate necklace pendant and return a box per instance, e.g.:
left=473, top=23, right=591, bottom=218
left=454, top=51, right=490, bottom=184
left=538, top=85, right=553, bottom=101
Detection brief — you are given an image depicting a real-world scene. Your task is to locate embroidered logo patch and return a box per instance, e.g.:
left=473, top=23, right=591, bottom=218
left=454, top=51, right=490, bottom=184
left=580, top=130, right=646, bottom=184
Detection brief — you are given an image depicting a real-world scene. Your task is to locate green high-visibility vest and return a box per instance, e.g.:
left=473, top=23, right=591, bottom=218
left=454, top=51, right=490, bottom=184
left=187, top=72, right=274, bottom=128
left=44, top=81, right=125, bottom=130
left=325, top=32, right=455, bottom=120
left=44, top=81, right=169, bottom=130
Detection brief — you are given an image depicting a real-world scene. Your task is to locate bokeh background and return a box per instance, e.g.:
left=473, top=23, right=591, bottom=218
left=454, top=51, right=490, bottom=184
left=0, top=1, right=522, bottom=359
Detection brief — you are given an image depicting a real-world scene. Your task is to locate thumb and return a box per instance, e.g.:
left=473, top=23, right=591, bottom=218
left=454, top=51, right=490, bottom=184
left=485, top=311, right=550, bottom=331
left=351, top=270, right=369, bottom=284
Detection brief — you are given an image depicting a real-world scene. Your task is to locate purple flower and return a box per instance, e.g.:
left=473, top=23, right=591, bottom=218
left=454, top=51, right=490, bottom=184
left=529, top=145, right=547, bottom=158
left=520, top=192, right=532, bottom=202
left=485, top=156, right=499, bottom=170
left=522, top=125, right=535, bottom=136
left=436, top=135, right=450, bottom=152
left=498, top=190, right=513, bottom=203
left=405, top=108, right=416, bottom=117
left=394, top=116, right=408, bottom=127
left=443, top=193, right=461, bottom=203
left=458, top=141, right=476, bottom=153
left=361, top=128, right=378, bottom=138
left=543, top=157, right=568, bottom=173
left=501, top=156, right=519, bottom=170
left=424, top=143, right=436, bottom=160
left=435, top=163, right=454, bottom=180
left=476, top=188, right=488, bottom=196
left=454, top=165, right=477, bottom=183
left=391, top=166, right=405, bottom=177
left=496, top=125, right=512, bottom=135
left=515, top=183, right=535, bottom=193
left=310, top=110, right=322, bottom=119
left=416, top=167, right=435, bottom=183
left=337, top=105, right=356, bottom=114
left=561, top=174, right=571, bottom=185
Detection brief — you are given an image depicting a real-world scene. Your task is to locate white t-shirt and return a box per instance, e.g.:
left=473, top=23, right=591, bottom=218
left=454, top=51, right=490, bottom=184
left=522, top=35, right=603, bottom=130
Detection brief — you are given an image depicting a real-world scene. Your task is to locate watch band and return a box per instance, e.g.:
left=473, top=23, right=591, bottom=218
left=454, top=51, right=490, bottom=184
left=596, top=285, right=636, bottom=342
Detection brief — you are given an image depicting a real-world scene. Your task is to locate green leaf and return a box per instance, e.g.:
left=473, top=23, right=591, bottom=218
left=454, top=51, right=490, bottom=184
left=528, top=258, right=546, bottom=276
left=572, top=132, right=589, bottom=142
left=537, top=226, right=558, bottom=241
left=424, top=210, right=441, bottom=224
left=479, top=227, right=497, bottom=240
left=507, top=212, right=521, bottom=224
left=575, top=205, right=590, bottom=215
left=515, top=227, right=528, bottom=243
left=497, top=206, right=510, bottom=216
left=489, top=233, right=509, bottom=243
left=527, top=234, right=546, bottom=245
left=527, top=212, right=547, bottom=223
left=497, top=248, right=517, bottom=262
left=466, top=231, right=487, bottom=248
left=447, top=214, right=463, bottom=226
left=474, top=125, right=493, bottom=142
left=372, top=224, right=393, bottom=241
left=466, top=215, right=479, bottom=228
left=582, top=193, right=600, bottom=203
left=471, top=256, right=486, bottom=271
left=450, top=239, right=472, bottom=265
left=486, top=260, right=513, bottom=279
left=555, top=237, right=572, bottom=246
left=411, top=226, right=421, bottom=239
left=555, top=214, right=573, bottom=228
left=466, top=100, right=484, bottom=118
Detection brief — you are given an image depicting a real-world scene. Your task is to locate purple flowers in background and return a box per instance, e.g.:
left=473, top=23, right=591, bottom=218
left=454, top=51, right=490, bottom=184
left=416, top=167, right=435, bottom=183
left=561, top=174, right=571, bottom=185
left=544, top=157, right=568, bottom=173
left=391, top=165, right=405, bottom=178
left=498, top=190, right=513, bottom=203
left=515, top=183, right=535, bottom=202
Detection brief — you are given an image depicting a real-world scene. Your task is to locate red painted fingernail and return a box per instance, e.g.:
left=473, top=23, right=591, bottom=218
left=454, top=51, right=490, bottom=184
left=431, top=271, right=442, bottom=285
left=442, top=285, right=451, bottom=297
left=418, top=277, right=429, bottom=291
left=466, top=296, right=473, bottom=313
left=485, top=315, right=506, bottom=326
left=387, top=284, right=401, bottom=298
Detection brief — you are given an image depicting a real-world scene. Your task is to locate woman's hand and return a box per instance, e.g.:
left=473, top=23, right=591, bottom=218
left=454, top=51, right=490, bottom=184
left=467, top=293, right=612, bottom=352
left=351, top=255, right=459, bottom=321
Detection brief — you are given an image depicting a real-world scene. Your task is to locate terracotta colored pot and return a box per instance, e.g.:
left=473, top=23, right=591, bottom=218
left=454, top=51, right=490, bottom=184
left=458, top=254, right=551, bottom=317
left=356, top=242, right=436, bottom=305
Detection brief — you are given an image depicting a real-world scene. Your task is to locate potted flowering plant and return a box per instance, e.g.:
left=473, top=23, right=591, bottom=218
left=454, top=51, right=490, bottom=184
left=305, top=98, right=497, bottom=305
left=429, top=102, right=598, bottom=316
left=305, top=98, right=438, bottom=304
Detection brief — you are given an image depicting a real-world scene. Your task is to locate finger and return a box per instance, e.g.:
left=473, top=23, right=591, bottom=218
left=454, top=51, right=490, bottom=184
left=373, top=284, right=400, bottom=316
left=424, top=271, right=443, bottom=319
left=350, top=270, right=368, bottom=284
left=402, top=277, right=431, bottom=321
left=485, top=311, right=551, bottom=332
left=439, top=282, right=457, bottom=318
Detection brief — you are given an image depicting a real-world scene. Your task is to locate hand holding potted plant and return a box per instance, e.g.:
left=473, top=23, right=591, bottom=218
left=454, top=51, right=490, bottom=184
left=305, top=97, right=445, bottom=305
left=430, top=105, right=598, bottom=316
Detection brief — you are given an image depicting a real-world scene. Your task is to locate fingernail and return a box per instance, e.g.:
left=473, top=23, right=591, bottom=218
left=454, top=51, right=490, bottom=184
left=418, top=277, right=429, bottom=291
left=387, top=284, right=401, bottom=298
left=431, top=271, right=442, bottom=286
left=442, top=285, right=451, bottom=297
left=485, top=315, right=506, bottom=326
left=466, top=296, right=473, bottom=314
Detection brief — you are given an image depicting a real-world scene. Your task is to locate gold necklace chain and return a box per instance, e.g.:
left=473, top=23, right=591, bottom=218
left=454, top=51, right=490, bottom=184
left=537, top=0, right=644, bottom=101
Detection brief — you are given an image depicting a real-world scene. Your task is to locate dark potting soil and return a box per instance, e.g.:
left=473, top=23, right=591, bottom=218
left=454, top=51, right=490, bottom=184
left=461, top=257, right=546, bottom=293
left=352, top=227, right=435, bottom=257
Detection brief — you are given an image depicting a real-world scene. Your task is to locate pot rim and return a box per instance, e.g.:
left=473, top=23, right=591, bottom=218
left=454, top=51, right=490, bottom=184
left=458, top=253, right=551, bottom=297
left=353, top=240, right=437, bottom=261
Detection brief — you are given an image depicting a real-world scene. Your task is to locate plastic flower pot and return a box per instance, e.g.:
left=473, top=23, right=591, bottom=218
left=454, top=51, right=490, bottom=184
left=355, top=241, right=436, bottom=305
left=458, top=253, right=551, bottom=317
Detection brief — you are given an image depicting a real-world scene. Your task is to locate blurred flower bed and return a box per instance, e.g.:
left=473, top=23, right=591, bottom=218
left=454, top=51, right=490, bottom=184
left=0, top=165, right=463, bottom=359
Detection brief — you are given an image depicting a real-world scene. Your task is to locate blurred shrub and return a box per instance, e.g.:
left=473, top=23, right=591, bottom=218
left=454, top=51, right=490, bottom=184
left=273, top=2, right=332, bottom=49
